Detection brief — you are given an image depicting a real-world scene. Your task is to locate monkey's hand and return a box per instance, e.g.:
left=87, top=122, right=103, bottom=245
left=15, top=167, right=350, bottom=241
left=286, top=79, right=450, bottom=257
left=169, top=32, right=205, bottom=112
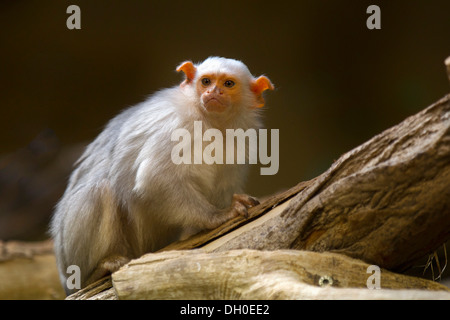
left=180, top=193, right=260, bottom=236
left=200, top=194, right=259, bottom=231
left=230, top=193, right=259, bottom=219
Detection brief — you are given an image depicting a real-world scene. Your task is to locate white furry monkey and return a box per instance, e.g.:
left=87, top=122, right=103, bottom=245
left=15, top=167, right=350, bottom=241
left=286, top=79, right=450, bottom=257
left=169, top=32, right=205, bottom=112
left=51, top=57, right=274, bottom=294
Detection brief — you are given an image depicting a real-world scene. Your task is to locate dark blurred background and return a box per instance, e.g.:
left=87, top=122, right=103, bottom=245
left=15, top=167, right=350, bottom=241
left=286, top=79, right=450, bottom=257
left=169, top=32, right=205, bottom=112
left=0, top=0, right=449, bottom=240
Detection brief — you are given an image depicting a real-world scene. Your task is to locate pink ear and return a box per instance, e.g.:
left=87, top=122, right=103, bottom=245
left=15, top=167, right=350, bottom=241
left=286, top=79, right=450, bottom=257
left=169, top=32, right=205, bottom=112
left=251, top=76, right=274, bottom=108
left=176, top=61, right=196, bottom=83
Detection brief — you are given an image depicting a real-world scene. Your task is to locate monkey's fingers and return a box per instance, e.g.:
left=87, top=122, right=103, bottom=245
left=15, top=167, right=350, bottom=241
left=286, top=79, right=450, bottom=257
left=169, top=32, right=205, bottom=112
left=233, top=194, right=260, bottom=207
left=232, top=201, right=249, bottom=218
left=232, top=194, right=260, bottom=218
left=246, top=195, right=260, bottom=207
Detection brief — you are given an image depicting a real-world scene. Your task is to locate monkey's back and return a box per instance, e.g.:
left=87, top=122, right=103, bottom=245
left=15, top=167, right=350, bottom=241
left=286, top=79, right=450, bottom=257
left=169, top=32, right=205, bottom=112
left=50, top=88, right=186, bottom=291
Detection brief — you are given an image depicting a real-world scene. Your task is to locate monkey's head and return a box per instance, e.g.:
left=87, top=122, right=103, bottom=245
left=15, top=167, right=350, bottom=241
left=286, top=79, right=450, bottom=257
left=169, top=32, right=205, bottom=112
left=177, top=57, right=274, bottom=116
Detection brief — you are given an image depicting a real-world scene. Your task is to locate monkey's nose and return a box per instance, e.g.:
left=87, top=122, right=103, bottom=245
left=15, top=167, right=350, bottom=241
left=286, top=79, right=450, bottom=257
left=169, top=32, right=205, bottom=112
left=212, top=86, right=223, bottom=95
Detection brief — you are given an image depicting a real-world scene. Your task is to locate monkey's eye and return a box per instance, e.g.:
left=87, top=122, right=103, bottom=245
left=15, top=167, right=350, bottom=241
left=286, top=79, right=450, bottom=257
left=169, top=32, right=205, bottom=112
left=201, top=78, right=211, bottom=86
left=224, top=80, right=235, bottom=88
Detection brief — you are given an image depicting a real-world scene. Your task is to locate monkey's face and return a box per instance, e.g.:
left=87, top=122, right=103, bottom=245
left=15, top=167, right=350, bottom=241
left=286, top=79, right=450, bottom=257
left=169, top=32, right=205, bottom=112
left=176, top=58, right=274, bottom=114
left=196, top=74, right=242, bottom=113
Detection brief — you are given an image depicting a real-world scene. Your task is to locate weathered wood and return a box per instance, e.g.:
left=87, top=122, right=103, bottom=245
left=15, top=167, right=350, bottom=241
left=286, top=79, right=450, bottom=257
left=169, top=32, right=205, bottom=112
left=108, top=250, right=449, bottom=300
left=0, top=240, right=65, bottom=299
left=65, top=277, right=116, bottom=300
left=0, top=239, right=54, bottom=261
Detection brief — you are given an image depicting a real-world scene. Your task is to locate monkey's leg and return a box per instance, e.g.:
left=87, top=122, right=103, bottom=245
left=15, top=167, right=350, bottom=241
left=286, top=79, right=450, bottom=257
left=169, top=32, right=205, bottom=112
left=85, top=255, right=130, bottom=287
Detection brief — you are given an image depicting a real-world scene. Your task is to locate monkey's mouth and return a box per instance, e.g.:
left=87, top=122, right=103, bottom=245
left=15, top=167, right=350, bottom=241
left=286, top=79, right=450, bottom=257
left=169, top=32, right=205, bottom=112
left=203, top=97, right=227, bottom=112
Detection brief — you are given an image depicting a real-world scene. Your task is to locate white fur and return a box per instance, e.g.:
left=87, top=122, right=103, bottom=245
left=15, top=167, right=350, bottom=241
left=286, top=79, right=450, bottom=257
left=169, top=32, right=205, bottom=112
left=51, top=57, right=264, bottom=294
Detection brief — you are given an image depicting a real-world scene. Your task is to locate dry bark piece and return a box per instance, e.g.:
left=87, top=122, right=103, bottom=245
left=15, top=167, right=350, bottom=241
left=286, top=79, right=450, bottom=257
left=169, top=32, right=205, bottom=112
left=65, top=276, right=116, bottom=300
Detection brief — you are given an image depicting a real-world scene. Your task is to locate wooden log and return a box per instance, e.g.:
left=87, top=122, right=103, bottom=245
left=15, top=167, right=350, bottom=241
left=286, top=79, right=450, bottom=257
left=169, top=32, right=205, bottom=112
left=73, top=249, right=449, bottom=300
left=0, top=240, right=65, bottom=299
left=0, top=239, right=53, bottom=261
